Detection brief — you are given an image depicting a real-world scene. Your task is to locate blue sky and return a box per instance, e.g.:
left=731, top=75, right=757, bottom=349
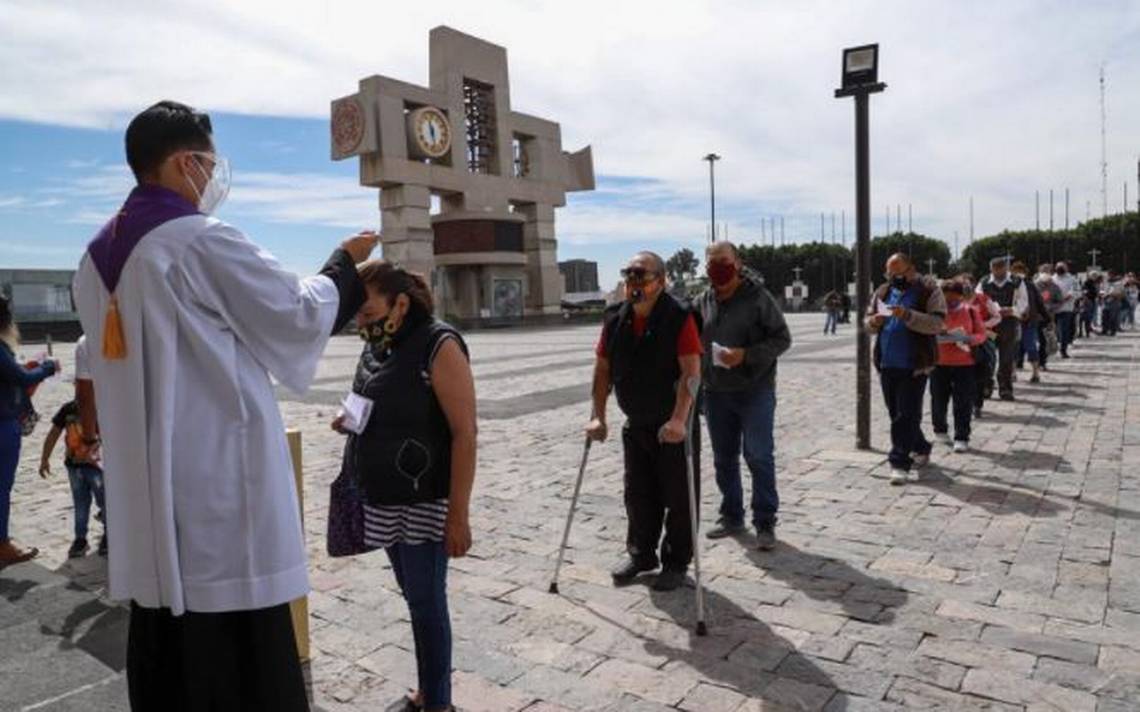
left=1, top=1, right=1139, bottom=288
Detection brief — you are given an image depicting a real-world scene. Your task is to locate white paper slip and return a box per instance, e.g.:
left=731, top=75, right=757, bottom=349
left=876, top=301, right=896, bottom=317
left=340, top=392, right=375, bottom=435
left=711, top=341, right=731, bottom=369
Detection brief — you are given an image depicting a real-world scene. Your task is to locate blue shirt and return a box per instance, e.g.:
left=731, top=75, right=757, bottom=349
left=0, top=343, right=55, bottom=421
left=879, top=284, right=921, bottom=370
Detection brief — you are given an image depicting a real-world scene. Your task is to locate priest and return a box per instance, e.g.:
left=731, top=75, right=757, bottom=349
left=72, top=101, right=377, bottom=711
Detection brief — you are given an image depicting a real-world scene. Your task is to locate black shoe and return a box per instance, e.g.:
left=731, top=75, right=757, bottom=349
left=999, top=393, right=1015, bottom=402
left=384, top=695, right=421, bottom=712
left=611, top=558, right=657, bottom=584
left=755, top=523, right=777, bottom=551
left=98, top=536, right=108, bottom=557
left=651, top=568, right=686, bottom=592
left=973, top=406, right=984, bottom=419
left=705, top=519, right=747, bottom=540
left=68, top=539, right=88, bottom=559
left=1030, top=374, right=1040, bottom=384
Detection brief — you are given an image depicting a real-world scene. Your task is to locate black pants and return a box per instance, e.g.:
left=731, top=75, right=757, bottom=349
left=622, top=419, right=700, bottom=571
left=930, top=365, right=975, bottom=442
left=995, top=319, right=1019, bottom=398
left=879, top=368, right=931, bottom=471
left=127, top=601, right=309, bottom=712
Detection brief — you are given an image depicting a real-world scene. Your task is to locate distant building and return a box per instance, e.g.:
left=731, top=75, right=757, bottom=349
left=0, top=268, right=81, bottom=340
left=559, top=259, right=599, bottom=293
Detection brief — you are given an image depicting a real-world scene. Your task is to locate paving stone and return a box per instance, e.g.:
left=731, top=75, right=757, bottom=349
left=979, top=625, right=1100, bottom=664
left=962, top=668, right=1097, bottom=712
left=916, top=635, right=1037, bottom=677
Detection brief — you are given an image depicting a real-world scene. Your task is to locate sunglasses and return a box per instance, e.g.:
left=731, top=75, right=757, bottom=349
left=620, top=267, right=656, bottom=282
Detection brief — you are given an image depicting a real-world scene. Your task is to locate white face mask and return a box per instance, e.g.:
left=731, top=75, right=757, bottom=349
left=185, top=152, right=230, bottom=215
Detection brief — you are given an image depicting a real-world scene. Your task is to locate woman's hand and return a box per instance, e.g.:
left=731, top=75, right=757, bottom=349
left=331, top=412, right=348, bottom=435
left=445, top=509, right=472, bottom=558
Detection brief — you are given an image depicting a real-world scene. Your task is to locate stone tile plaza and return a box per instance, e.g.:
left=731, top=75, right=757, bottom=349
left=5, top=318, right=1140, bottom=711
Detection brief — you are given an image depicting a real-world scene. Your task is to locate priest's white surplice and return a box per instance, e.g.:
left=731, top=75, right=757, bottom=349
left=74, top=215, right=338, bottom=615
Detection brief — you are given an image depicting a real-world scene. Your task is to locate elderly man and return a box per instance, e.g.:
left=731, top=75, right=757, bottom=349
left=697, top=242, right=791, bottom=549
left=977, top=256, right=1028, bottom=400
left=586, top=251, right=702, bottom=591
left=867, top=253, right=946, bottom=484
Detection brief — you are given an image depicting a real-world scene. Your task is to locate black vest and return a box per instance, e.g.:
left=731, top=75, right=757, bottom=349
left=982, top=276, right=1020, bottom=308
left=603, top=294, right=690, bottom=428
left=345, top=320, right=465, bottom=505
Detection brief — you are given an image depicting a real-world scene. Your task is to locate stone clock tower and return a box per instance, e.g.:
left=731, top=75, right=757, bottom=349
left=330, top=26, right=595, bottom=321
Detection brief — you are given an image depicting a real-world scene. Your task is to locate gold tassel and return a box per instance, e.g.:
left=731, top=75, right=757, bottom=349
left=102, top=296, right=127, bottom=360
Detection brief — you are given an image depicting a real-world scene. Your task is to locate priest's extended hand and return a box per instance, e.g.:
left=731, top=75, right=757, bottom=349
left=341, top=231, right=380, bottom=264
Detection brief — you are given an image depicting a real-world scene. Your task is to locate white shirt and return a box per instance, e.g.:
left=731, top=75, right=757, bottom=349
left=1052, top=273, right=1078, bottom=313
left=73, top=215, right=339, bottom=615
left=73, top=335, right=91, bottom=382
left=977, top=274, right=1028, bottom=319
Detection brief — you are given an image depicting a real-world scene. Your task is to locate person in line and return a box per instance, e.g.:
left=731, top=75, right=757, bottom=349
left=1050, top=262, right=1077, bottom=358
left=867, top=253, right=945, bottom=484
left=698, top=242, right=791, bottom=550
left=1080, top=271, right=1100, bottom=337
left=1100, top=271, right=1123, bottom=337
left=0, top=295, right=59, bottom=568
left=587, top=251, right=702, bottom=591
left=977, top=257, right=1028, bottom=401
left=1011, top=261, right=1050, bottom=384
left=930, top=279, right=987, bottom=453
left=72, top=100, right=378, bottom=711
left=333, top=262, right=476, bottom=712
left=961, top=275, right=1000, bottom=419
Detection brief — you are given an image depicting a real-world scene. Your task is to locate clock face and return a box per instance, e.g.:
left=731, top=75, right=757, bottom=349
left=411, top=107, right=451, bottom=158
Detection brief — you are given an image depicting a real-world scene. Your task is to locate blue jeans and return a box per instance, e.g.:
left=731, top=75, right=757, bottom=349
left=1020, top=321, right=1039, bottom=363
left=1055, top=312, right=1074, bottom=353
left=387, top=541, right=451, bottom=709
left=66, top=465, right=105, bottom=541
left=879, top=368, right=931, bottom=471
left=824, top=311, right=838, bottom=334
left=705, top=386, right=778, bottom=528
left=0, top=419, right=20, bottom=540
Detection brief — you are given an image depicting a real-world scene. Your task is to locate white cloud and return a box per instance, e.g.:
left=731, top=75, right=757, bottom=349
left=2, top=0, right=1139, bottom=284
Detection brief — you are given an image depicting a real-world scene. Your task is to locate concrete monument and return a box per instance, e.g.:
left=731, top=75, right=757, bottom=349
left=331, top=26, right=595, bottom=320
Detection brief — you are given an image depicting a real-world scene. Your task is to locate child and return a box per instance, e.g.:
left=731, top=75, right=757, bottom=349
left=39, top=399, right=105, bottom=557
left=933, top=279, right=987, bottom=452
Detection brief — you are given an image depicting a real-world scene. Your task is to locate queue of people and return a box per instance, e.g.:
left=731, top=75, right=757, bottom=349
left=0, top=97, right=1132, bottom=712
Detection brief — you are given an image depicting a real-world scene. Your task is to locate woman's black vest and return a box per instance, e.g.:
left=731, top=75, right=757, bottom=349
left=602, top=293, right=691, bottom=428
left=344, top=319, right=465, bottom=506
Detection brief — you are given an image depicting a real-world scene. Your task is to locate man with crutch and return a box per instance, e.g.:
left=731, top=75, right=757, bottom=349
left=582, top=251, right=702, bottom=592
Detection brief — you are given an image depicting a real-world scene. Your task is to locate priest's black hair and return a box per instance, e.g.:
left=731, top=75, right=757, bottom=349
left=125, top=101, right=214, bottom=181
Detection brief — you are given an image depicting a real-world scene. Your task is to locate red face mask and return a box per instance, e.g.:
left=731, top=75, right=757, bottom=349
left=707, top=261, right=737, bottom=287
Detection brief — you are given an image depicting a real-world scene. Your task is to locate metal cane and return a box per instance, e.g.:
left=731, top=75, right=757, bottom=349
left=682, top=377, right=707, bottom=635
left=549, top=434, right=592, bottom=595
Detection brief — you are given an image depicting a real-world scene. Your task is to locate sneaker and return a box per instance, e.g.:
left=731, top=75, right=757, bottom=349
left=953, top=441, right=969, bottom=453
left=98, top=536, right=108, bottom=557
left=755, top=522, right=777, bottom=551
left=889, top=467, right=908, bottom=485
left=1030, top=374, right=1040, bottom=384
left=705, top=519, right=747, bottom=540
left=911, top=453, right=930, bottom=467
left=68, top=538, right=89, bottom=559
left=651, top=568, right=687, bottom=591
left=611, top=557, right=657, bottom=585
left=935, top=432, right=952, bottom=445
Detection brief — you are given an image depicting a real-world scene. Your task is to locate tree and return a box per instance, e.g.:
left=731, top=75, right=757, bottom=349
left=869, top=232, right=953, bottom=283
left=666, top=248, right=700, bottom=283
left=960, top=212, right=1139, bottom=277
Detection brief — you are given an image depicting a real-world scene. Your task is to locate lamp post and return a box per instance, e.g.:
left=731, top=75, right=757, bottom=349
left=835, top=43, right=886, bottom=451
left=703, top=153, right=720, bottom=244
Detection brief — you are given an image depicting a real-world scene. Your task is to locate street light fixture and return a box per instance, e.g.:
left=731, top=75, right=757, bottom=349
left=704, top=153, right=721, bottom=244
left=835, top=43, right=886, bottom=451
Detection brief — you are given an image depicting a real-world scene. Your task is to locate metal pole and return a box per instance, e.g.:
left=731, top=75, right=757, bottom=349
left=855, top=92, right=872, bottom=450
left=908, top=203, right=912, bottom=233
left=681, top=378, right=706, bottom=636
left=1036, top=190, right=1040, bottom=230
left=970, top=196, right=974, bottom=242
left=549, top=435, right=593, bottom=594
left=709, top=160, right=716, bottom=243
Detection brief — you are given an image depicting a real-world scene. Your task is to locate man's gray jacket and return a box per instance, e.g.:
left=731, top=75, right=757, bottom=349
left=696, top=271, right=792, bottom=393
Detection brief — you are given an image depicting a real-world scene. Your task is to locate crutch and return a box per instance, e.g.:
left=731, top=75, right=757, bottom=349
left=681, top=376, right=708, bottom=635
left=549, top=431, right=592, bottom=595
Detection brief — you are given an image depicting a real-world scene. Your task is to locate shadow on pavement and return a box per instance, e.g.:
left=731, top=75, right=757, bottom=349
left=744, top=541, right=908, bottom=625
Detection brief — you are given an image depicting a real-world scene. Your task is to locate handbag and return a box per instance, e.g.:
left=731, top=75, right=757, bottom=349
left=1043, top=323, right=1059, bottom=356
left=326, top=465, right=379, bottom=557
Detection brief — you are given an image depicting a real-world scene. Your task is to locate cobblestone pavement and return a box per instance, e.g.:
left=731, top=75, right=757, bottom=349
left=4, top=314, right=1139, bottom=711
